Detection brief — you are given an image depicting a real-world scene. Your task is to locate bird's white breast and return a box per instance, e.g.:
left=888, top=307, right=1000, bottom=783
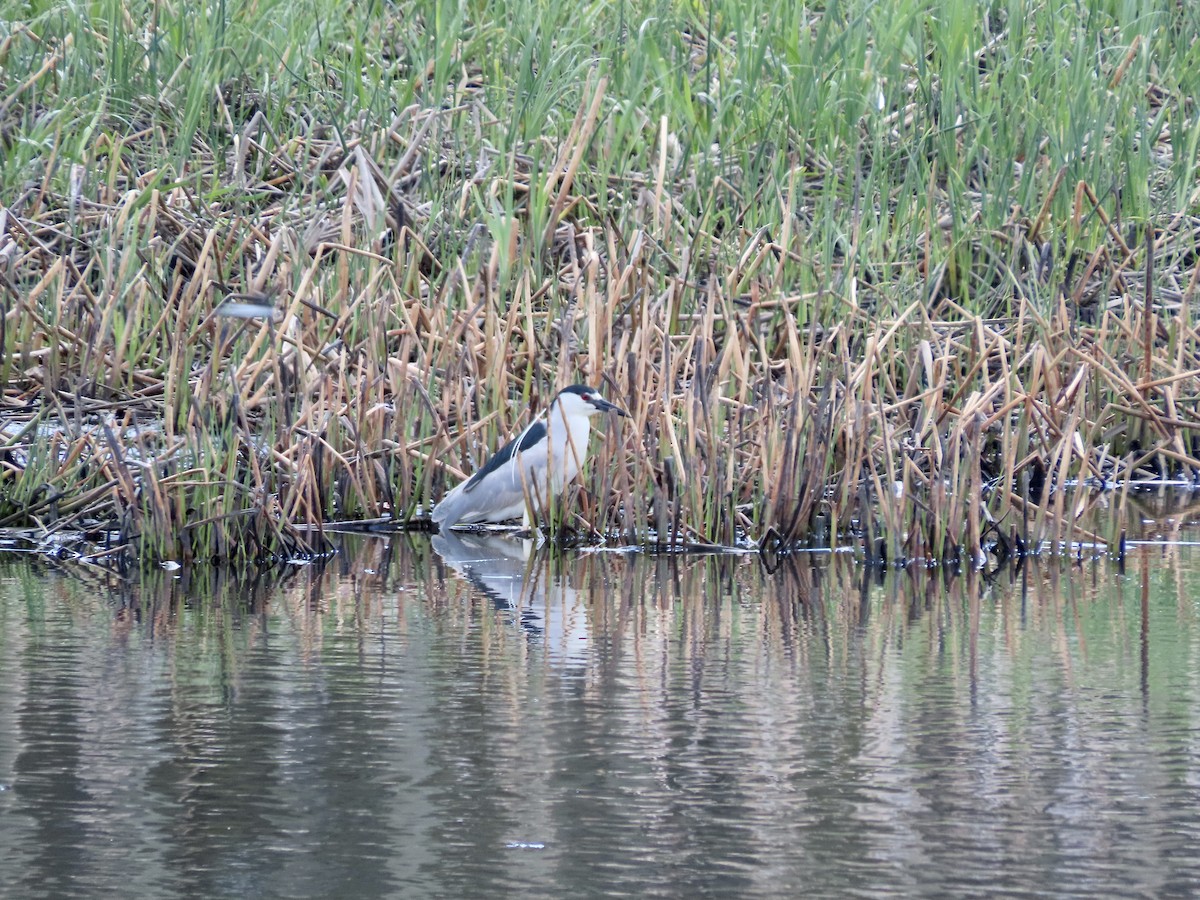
left=517, top=405, right=591, bottom=496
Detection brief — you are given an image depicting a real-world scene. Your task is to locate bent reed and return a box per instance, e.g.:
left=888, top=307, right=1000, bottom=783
left=2, top=0, right=1200, bottom=564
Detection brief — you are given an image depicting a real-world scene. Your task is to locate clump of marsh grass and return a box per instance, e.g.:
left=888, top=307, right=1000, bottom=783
left=2, top=0, right=1200, bottom=565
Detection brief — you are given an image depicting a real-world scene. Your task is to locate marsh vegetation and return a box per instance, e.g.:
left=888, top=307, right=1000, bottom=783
left=3, top=0, right=1200, bottom=564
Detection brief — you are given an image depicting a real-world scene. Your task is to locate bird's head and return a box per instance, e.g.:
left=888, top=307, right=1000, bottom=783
left=554, top=384, right=629, bottom=418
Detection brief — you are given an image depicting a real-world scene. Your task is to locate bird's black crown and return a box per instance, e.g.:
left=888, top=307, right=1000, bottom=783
left=560, top=384, right=598, bottom=397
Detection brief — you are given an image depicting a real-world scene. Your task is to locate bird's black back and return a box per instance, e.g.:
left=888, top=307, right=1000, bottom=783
left=461, top=419, right=547, bottom=493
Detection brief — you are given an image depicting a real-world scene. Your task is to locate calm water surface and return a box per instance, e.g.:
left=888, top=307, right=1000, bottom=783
left=2, top=528, right=1200, bottom=898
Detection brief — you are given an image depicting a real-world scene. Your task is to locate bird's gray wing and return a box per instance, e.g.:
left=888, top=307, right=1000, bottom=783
left=462, top=419, right=547, bottom=493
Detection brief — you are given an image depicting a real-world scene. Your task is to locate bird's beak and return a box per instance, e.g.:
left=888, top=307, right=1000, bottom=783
left=595, top=397, right=629, bottom=417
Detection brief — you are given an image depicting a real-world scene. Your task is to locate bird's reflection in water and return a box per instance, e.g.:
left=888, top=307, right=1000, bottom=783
left=432, top=529, right=591, bottom=666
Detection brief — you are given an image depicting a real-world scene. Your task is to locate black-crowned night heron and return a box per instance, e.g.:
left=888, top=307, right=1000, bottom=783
left=432, top=384, right=628, bottom=529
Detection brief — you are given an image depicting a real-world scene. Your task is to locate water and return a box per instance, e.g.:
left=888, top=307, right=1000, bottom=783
left=2, top=531, right=1200, bottom=898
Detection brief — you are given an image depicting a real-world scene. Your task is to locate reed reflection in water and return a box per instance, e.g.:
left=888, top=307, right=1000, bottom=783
left=0, top=537, right=1199, bottom=898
